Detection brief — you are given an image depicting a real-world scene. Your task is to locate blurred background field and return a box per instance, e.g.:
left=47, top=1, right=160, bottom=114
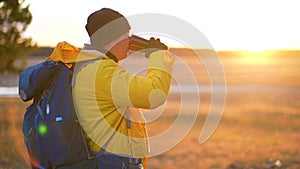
left=0, top=49, right=299, bottom=169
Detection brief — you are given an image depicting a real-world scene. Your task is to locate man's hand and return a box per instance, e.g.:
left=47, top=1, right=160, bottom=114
left=144, top=37, right=168, bottom=58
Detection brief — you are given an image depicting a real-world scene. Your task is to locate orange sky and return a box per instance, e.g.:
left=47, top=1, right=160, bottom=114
left=23, top=0, right=300, bottom=51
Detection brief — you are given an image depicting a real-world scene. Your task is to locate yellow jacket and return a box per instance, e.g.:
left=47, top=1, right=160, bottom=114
left=47, top=41, right=174, bottom=161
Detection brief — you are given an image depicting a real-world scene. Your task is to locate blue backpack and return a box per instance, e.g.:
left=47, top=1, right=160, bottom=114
left=19, top=61, right=95, bottom=169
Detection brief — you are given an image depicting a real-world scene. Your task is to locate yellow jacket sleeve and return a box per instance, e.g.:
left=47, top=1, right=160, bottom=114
left=109, top=50, right=174, bottom=109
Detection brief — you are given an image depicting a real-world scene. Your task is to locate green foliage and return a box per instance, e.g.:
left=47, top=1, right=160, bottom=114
left=0, top=0, right=36, bottom=73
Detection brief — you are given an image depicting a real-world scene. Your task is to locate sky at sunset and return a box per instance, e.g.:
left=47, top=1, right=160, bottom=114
left=23, top=0, right=300, bottom=51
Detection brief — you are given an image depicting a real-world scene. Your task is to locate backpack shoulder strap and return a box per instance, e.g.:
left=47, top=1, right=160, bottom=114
left=71, top=59, right=101, bottom=86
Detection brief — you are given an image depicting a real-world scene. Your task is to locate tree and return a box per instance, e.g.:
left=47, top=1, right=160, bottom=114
left=0, top=0, right=36, bottom=73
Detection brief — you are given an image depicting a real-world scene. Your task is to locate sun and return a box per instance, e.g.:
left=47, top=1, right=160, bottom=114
left=236, top=50, right=276, bottom=65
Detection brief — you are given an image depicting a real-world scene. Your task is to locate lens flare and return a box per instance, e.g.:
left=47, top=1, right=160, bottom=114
left=38, top=124, right=47, bottom=135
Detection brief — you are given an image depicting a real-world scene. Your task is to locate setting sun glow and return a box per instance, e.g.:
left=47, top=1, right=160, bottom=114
left=236, top=51, right=276, bottom=65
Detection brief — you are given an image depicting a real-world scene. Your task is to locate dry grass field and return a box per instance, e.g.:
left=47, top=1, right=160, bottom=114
left=0, top=50, right=299, bottom=169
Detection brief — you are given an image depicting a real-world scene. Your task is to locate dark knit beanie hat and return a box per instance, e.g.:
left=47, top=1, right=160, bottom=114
left=85, top=8, right=131, bottom=47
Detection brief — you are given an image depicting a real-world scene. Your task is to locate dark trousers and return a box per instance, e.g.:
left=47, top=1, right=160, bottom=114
left=94, top=151, right=143, bottom=169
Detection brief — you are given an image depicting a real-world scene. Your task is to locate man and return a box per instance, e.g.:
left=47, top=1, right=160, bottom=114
left=72, top=8, right=174, bottom=169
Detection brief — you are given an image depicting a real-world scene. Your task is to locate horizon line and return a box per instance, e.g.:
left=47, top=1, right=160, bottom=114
left=34, top=45, right=300, bottom=52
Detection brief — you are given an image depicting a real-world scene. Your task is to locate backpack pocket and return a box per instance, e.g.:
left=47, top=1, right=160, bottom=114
left=22, top=104, right=49, bottom=169
left=44, top=119, right=89, bottom=166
